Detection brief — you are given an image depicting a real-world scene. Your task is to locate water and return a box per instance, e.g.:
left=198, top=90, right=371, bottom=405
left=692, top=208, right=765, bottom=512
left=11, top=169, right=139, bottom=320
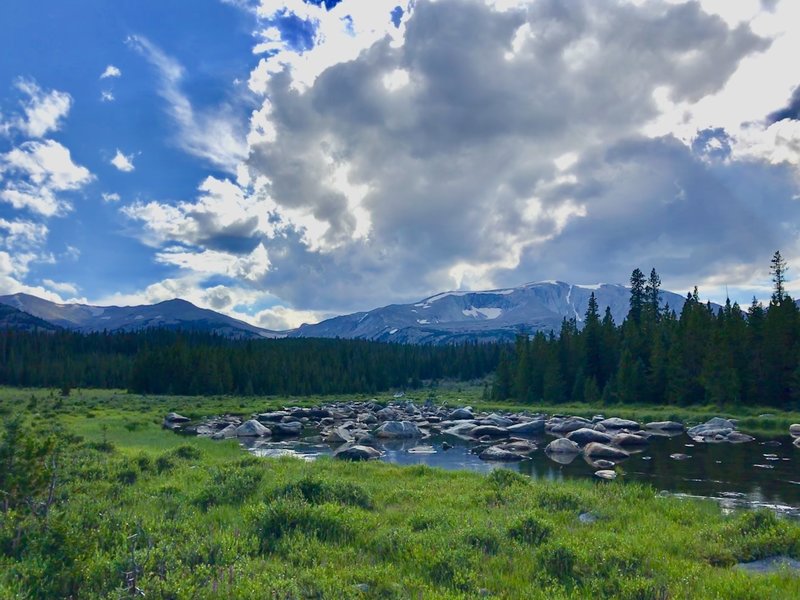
left=243, top=431, right=800, bottom=517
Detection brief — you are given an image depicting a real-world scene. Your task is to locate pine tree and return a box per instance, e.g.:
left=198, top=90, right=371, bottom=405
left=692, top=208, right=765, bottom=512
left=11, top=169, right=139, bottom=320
left=770, top=250, right=787, bottom=305
left=629, top=268, right=646, bottom=323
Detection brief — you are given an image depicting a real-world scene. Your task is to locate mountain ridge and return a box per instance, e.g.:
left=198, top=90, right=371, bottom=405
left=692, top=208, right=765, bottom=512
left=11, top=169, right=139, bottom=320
left=0, top=281, right=716, bottom=343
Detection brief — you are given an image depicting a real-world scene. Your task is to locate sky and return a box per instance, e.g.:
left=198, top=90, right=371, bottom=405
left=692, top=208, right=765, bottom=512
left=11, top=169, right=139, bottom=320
left=1, top=0, right=800, bottom=330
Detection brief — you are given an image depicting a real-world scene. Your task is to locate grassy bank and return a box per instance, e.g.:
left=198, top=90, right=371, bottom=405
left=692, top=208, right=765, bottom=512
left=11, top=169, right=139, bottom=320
left=1, top=387, right=800, bottom=598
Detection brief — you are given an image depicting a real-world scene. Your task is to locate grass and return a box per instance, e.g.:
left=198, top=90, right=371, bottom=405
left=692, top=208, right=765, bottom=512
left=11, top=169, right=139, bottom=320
left=1, top=386, right=800, bottom=598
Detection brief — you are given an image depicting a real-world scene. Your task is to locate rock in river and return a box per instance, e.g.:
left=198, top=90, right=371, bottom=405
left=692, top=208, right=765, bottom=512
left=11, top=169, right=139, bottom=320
left=549, top=417, right=592, bottom=434
left=235, top=419, right=271, bottom=437
left=449, top=407, right=474, bottom=420
left=545, top=438, right=581, bottom=454
left=612, top=433, right=649, bottom=447
left=334, top=444, right=382, bottom=461
left=479, top=445, right=524, bottom=462
left=566, top=428, right=613, bottom=446
left=470, top=425, right=509, bottom=438
left=375, top=420, right=423, bottom=439
left=584, top=442, right=630, bottom=460
left=646, top=421, right=684, bottom=431
left=594, top=469, right=617, bottom=480
left=599, top=417, right=640, bottom=430
left=790, top=424, right=800, bottom=437
left=272, top=421, right=303, bottom=436
left=507, top=419, right=546, bottom=435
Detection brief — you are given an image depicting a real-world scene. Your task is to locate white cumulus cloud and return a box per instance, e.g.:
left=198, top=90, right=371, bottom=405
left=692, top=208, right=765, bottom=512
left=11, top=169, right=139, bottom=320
left=110, top=149, right=135, bottom=172
left=100, top=65, right=122, bottom=79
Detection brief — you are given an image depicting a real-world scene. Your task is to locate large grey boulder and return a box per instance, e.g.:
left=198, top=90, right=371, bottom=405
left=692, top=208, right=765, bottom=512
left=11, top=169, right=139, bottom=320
left=165, top=412, right=190, bottom=423
left=566, top=428, right=613, bottom=446
left=323, top=426, right=354, bottom=443
left=442, top=422, right=478, bottom=437
left=611, top=433, right=649, bottom=447
left=646, top=421, right=684, bottom=431
left=727, top=431, right=755, bottom=443
left=449, top=407, right=474, bottom=420
left=790, top=424, right=800, bottom=437
left=257, top=411, right=289, bottom=422
left=272, top=421, right=303, bottom=436
left=375, top=420, right=423, bottom=439
left=334, top=444, right=382, bottom=461
left=594, top=470, right=617, bottom=480
left=211, top=424, right=237, bottom=440
left=687, top=417, right=736, bottom=439
left=470, top=425, right=509, bottom=438
left=599, top=417, right=640, bottom=430
left=479, top=445, right=524, bottom=462
left=549, top=417, right=592, bottom=434
left=545, top=438, right=581, bottom=454
left=235, top=419, right=271, bottom=437
left=584, top=443, right=630, bottom=460
left=484, top=413, right=513, bottom=428
left=507, top=419, right=546, bottom=435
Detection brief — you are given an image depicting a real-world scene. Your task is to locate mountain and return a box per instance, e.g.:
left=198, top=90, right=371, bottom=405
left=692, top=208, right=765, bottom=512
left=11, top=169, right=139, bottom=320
left=0, top=304, right=62, bottom=333
left=0, top=294, right=280, bottom=339
left=291, top=281, right=695, bottom=344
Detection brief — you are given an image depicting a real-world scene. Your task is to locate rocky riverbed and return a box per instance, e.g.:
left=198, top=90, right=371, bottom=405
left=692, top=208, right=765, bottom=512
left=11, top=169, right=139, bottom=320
left=164, top=401, right=798, bottom=484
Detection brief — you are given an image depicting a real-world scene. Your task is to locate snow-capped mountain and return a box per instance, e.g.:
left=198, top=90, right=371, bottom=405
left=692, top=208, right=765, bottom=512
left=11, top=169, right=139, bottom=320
left=0, top=294, right=280, bottom=339
left=290, top=281, right=692, bottom=344
left=0, top=281, right=702, bottom=344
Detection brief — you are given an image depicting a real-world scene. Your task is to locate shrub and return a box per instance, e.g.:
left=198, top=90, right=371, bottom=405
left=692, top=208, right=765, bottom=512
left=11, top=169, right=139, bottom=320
left=270, top=476, right=373, bottom=510
left=508, top=514, right=552, bottom=546
left=252, top=498, right=356, bottom=552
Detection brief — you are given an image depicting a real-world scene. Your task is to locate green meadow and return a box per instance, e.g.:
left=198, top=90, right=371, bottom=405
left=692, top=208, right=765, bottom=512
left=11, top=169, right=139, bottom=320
left=1, top=387, right=800, bottom=599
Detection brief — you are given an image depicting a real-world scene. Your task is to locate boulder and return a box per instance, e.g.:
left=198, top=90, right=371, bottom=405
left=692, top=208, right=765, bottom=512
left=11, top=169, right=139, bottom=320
left=334, top=444, right=382, bottom=461
left=794, top=437, right=800, bottom=448
left=323, top=426, right=354, bottom=444
left=479, top=445, right=525, bottom=461
left=589, top=459, right=615, bottom=469
left=507, top=419, right=546, bottom=435
left=549, top=417, right=592, bottom=434
left=566, top=428, right=613, bottom=445
left=545, top=438, right=581, bottom=454
left=442, top=422, right=478, bottom=438
left=165, top=412, right=190, bottom=423
left=611, top=433, right=649, bottom=447
left=485, top=413, right=513, bottom=427
left=375, top=420, right=423, bottom=439
left=272, top=421, right=303, bottom=436
left=376, top=407, right=402, bottom=421
left=584, top=443, right=630, bottom=460
left=645, top=421, right=684, bottom=431
left=790, top=424, right=800, bottom=437
left=257, top=411, right=289, bottom=422
left=594, top=470, right=617, bottom=480
left=211, top=424, right=237, bottom=440
left=687, top=417, right=736, bottom=439
left=670, top=453, right=691, bottom=460
left=599, top=417, right=640, bottom=430
left=470, top=425, right=509, bottom=438
left=449, top=407, right=474, bottom=420
left=235, top=419, right=271, bottom=437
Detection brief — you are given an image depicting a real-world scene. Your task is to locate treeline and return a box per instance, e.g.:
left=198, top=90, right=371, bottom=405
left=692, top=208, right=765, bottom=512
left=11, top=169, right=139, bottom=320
left=0, top=329, right=500, bottom=395
left=493, top=252, right=800, bottom=409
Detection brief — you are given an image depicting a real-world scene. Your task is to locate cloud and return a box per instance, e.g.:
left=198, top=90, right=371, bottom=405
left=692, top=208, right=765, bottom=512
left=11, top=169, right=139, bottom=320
left=113, top=0, right=800, bottom=319
left=100, top=90, right=115, bottom=102
left=100, top=65, right=122, bottom=79
left=42, top=278, right=78, bottom=295
left=0, top=218, right=48, bottom=249
left=0, top=139, right=94, bottom=216
left=126, top=35, right=248, bottom=172
left=12, top=79, right=72, bottom=138
left=101, top=192, right=121, bottom=203
left=110, top=149, right=135, bottom=172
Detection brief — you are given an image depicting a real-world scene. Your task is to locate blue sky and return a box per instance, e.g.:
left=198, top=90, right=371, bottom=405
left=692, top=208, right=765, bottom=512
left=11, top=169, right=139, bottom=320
left=1, top=0, right=800, bottom=329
